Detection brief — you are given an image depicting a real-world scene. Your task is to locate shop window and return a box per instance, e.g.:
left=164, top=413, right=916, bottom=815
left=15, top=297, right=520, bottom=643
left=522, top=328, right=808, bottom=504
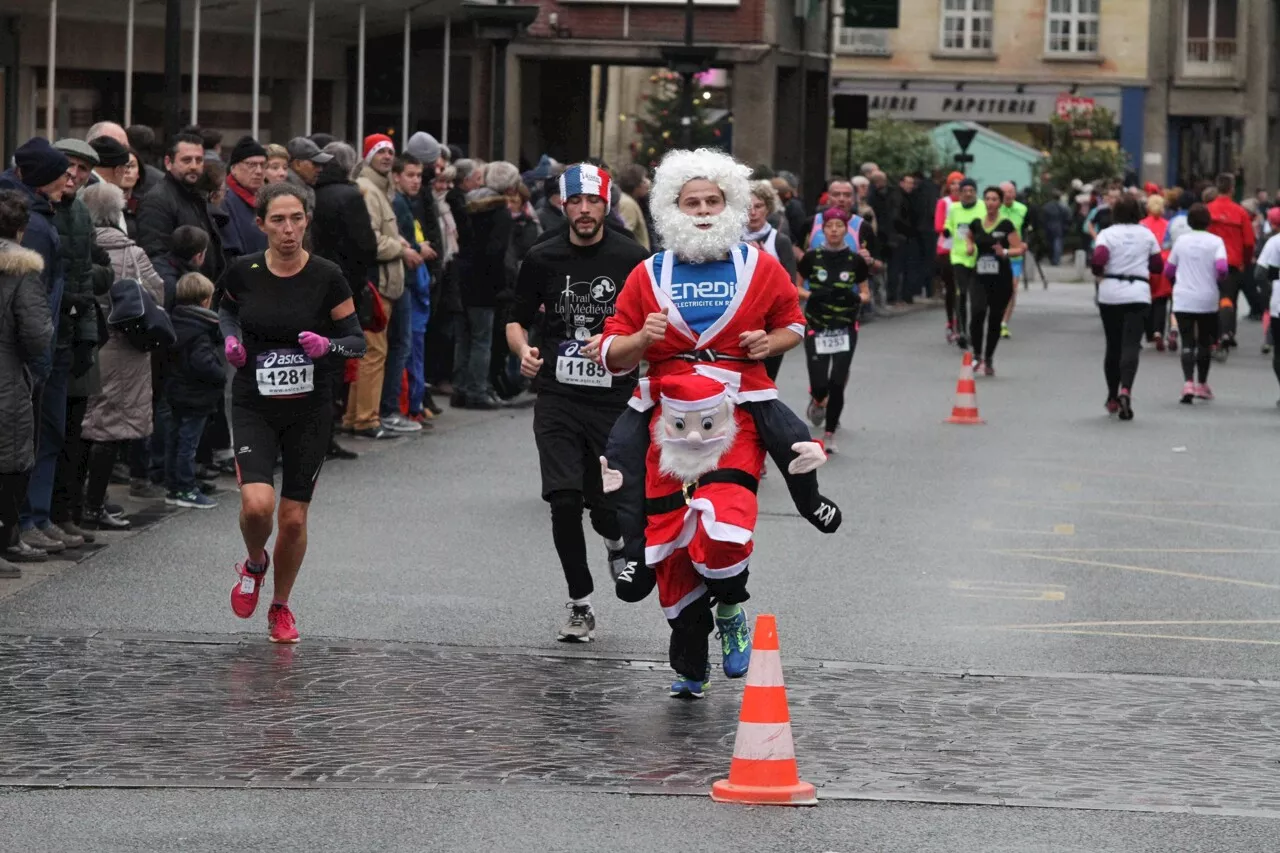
left=939, top=0, right=993, bottom=53
left=1045, top=0, right=1099, bottom=56
left=1184, top=0, right=1238, bottom=76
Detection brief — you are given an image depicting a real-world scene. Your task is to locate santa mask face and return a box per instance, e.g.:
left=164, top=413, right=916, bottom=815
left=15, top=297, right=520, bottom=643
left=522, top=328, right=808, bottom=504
left=655, top=398, right=737, bottom=482
left=650, top=149, right=751, bottom=264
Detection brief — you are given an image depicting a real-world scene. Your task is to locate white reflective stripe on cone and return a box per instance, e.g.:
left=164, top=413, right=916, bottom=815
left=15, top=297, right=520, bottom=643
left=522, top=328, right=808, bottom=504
left=955, top=393, right=976, bottom=407
left=744, top=648, right=784, bottom=688
left=730, top=721, right=797, bottom=761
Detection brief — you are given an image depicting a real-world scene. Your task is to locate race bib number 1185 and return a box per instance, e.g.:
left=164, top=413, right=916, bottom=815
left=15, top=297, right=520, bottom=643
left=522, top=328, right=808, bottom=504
left=555, top=340, right=611, bottom=388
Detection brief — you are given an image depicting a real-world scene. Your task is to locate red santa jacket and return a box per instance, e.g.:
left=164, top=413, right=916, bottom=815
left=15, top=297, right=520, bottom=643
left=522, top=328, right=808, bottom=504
left=602, top=243, right=805, bottom=411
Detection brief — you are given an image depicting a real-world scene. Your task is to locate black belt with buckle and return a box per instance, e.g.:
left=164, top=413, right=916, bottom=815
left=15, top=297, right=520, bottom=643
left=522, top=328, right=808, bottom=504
left=645, top=467, right=759, bottom=516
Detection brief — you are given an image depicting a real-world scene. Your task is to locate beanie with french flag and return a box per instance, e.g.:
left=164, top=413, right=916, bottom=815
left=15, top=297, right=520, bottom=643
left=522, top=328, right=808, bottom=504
left=559, top=163, right=612, bottom=212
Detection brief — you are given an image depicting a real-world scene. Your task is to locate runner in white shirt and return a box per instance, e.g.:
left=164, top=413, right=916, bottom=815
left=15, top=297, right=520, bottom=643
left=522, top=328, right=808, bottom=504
left=1254, top=225, right=1280, bottom=402
left=1165, top=204, right=1227, bottom=404
left=1090, top=196, right=1163, bottom=421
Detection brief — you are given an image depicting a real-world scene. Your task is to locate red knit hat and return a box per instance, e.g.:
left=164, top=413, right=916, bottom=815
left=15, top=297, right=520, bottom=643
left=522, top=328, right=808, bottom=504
left=658, top=373, right=731, bottom=412
left=363, top=133, right=395, bottom=161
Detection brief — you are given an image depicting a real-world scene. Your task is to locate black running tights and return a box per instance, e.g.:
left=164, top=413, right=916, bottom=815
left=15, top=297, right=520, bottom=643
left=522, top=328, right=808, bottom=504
left=1099, top=302, right=1148, bottom=398
left=1174, top=311, right=1218, bottom=384
left=970, top=275, right=1013, bottom=362
left=803, top=326, right=859, bottom=432
left=1146, top=297, right=1169, bottom=341
left=548, top=489, right=622, bottom=601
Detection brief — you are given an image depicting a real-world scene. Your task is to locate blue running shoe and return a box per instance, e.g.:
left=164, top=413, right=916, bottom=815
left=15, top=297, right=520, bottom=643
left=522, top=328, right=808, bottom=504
left=715, top=609, right=751, bottom=678
left=669, top=678, right=707, bottom=699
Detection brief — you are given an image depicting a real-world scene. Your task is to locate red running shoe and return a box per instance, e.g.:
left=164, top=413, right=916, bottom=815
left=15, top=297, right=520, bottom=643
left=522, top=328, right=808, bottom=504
left=1105, top=397, right=1120, bottom=415
left=231, top=554, right=269, bottom=619
left=268, top=603, right=300, bottom=644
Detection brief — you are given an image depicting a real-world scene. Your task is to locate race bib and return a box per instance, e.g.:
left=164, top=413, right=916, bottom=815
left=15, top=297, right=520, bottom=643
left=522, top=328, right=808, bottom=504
left=814, top=329, right=851, bottom=355
left=255, top=348, right=314, bottom=396
left=976, top=255, right=1000, bottom=275
left=555, top=340, right=611, bottom=388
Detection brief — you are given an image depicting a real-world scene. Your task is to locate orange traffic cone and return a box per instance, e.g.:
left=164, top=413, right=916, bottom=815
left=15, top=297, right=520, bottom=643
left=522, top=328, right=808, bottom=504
left=945, top=351, right=984, bottom=425
left=710, top=614, right=818, bottom=806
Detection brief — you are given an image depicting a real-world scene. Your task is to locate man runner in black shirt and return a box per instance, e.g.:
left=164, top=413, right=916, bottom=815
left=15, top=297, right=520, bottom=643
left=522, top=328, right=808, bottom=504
left=506, top=164, right=651, bottom=642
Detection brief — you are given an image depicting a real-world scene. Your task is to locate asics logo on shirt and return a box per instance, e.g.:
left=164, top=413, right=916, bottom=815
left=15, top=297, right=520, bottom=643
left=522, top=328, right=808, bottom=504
left=669, top=280, right=738, bottom=302
left=261, top=351, right=309, bottom=368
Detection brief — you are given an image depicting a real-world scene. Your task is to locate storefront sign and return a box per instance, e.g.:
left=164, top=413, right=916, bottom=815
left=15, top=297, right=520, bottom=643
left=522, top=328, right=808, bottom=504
left=1055, top=94, right=1095, bottom=119
left=832, top=81, right=1122, bottom=124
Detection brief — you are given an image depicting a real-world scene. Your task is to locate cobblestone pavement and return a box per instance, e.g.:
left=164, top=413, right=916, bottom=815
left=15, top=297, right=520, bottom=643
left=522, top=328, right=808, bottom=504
left=4, top=634, right=1280, bottom=817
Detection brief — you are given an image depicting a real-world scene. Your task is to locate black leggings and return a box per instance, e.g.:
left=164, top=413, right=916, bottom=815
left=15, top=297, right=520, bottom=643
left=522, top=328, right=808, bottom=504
left=804, top=324, right=859, bottom=432
left=939, top=256, right=956, bottom=325
left=1099, top=302, right=1148, bottom=398
left=548, top=489, right=622, bottom=601
left=0, top=470, right=30, bottom=547
left=1174, top=311, right=1218, bottom=384
left=1272, top=315, right=1280, bottom=390
left=1146, top=297, right=1169, bottom=341
left=953, top=265, right=975, bottom=341
left=970, top=275, right=1013, bottom=361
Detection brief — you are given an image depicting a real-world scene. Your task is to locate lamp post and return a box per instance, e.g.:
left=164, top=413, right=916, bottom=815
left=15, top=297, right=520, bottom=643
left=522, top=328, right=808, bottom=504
left=661, top=0, right=717, bottom=150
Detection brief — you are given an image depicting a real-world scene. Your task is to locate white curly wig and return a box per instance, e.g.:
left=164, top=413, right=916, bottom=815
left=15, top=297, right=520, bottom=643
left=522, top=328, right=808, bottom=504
left=650, top=147, right=752, bottom=263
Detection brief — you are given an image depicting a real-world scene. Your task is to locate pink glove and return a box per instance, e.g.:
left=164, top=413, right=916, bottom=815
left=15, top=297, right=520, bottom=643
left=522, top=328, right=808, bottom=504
left=298, top=332, right=330, bottom=359
left=225, top=336, right=246, bottom=368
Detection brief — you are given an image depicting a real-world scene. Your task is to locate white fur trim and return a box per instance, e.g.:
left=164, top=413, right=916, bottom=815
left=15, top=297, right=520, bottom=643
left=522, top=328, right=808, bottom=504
left=661, top=583, right=708, bottom=620
left=688, top=497, right=755, bottom=545
left=692, top=554, right=750, bottom=580
left=659, top=392, right=727, bottom=412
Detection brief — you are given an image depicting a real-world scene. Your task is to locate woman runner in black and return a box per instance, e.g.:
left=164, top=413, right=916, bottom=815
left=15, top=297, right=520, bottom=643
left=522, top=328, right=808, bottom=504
left=798, top=206, right=870, bottom=454
left=966, top=186, right=1024, bottom=376
left=220, top=183, right=366, bottom=643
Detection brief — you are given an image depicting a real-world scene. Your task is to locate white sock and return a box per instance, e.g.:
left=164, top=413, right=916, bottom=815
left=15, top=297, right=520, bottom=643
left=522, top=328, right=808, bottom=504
left=572, top=597, right=592, bottom=609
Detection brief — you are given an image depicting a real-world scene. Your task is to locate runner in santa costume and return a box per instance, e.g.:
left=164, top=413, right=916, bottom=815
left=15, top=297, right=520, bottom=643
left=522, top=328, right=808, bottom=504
left=597, top=147, right=841, bottom=698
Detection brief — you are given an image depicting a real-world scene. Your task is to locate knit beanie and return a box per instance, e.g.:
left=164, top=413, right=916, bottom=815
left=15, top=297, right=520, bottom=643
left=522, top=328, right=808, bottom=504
left=14, top=137, right=70, bottom=188
left=228, top=135, right=268, bottom=167
left=89, top=136, right=130, bottom=168
left=363, top=134, right=395, bottom=161
left=405, top=132, right=442, bottom=166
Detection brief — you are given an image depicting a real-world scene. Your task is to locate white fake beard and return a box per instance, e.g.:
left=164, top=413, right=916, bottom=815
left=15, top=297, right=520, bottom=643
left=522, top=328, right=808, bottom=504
left=653, top=207, right=746, bottom=264
left=653, top=411, right=739, bottom=482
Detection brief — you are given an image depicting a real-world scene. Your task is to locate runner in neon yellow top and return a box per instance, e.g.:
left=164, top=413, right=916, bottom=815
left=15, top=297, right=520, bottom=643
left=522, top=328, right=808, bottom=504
left=945, top=178, right=984, bottom=348
left=1000, top=181, right=1029, bottom=338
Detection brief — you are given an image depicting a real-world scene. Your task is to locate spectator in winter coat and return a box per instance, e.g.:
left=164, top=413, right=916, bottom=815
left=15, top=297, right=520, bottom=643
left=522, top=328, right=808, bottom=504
left=536, top=177, right=565, bottom=234
left=163, top=272, right=224, bottom=507
left=151, top=225, right=209, bottom=313
left=614, top=164, right=651, bottom=251
left=221, top=136, right=269, bottom=258
left=136, top=132, right=225, bottom=281
left=453, top=161, right=518, bottom=409
left=0, top=138, right=69, bottom=380
left=312, top=143, right=379, bottom=301
left=0, top=193, right=55, bottom=573
left=80, top=181, right=167, bottom=525
left=1040, top=194, right=1070, bottom=266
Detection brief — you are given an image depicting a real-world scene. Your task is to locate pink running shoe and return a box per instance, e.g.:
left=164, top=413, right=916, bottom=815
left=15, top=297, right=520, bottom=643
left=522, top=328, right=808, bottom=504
left=231, top=554, right=269, bottom=619
left=1180, top=381, right=1195, bottom=405
left=268, top=603, right=300, bottom=644
left=1194, top=383, right=1214, bottom=401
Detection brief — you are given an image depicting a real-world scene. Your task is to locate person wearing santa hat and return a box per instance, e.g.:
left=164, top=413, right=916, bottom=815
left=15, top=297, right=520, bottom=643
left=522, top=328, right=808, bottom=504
left=599, top=147, right=839, bottom=698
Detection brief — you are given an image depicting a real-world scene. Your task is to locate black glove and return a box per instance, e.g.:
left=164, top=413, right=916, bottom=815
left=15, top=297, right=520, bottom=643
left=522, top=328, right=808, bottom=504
left=70, top=341, right=95, bottom=378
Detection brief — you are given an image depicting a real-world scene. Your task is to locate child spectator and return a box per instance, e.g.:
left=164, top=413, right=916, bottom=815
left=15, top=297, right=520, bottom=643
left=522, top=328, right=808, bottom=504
left=164, top=272, right=223, bottom=509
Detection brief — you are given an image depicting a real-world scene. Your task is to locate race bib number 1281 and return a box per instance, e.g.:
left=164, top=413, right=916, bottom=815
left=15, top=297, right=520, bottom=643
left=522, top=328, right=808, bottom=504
left=256, top=348, right=314, bottom=396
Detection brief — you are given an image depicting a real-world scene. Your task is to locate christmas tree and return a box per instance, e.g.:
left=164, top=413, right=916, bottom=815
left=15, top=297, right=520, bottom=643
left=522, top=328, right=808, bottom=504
left=632, top=70, right=723, bottom=167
